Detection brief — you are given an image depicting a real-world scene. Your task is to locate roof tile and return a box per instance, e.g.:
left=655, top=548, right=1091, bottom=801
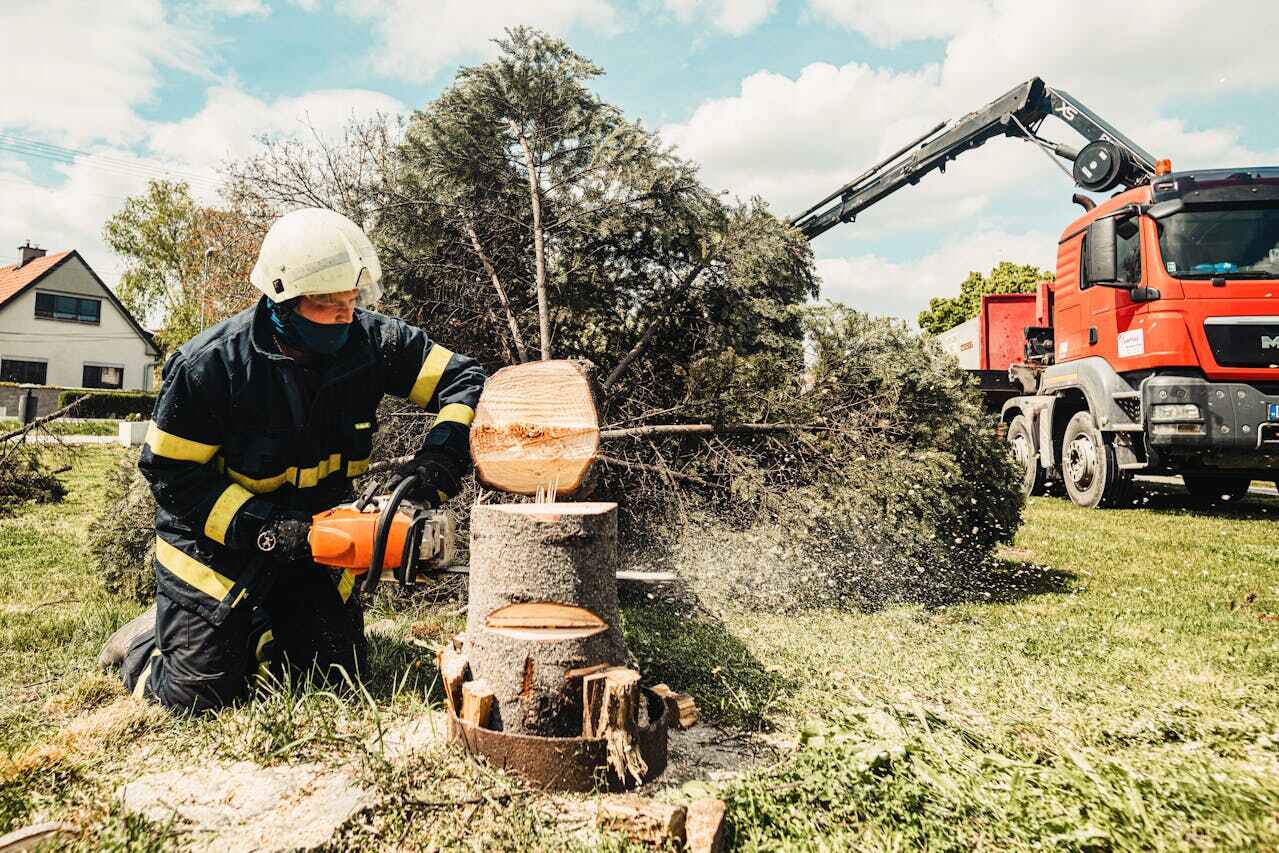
left=0, top=250, right=72, bottom=308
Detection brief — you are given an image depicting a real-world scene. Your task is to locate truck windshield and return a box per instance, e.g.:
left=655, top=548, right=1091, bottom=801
left=1156, top=202, right=1279, bottom=278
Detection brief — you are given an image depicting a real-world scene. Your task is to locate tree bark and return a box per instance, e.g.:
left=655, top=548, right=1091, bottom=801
left=514, top=123, right=552, bottom=360
left=466, top=502, right=627, bottom=736
left=464, top=221, right=529, bottom=363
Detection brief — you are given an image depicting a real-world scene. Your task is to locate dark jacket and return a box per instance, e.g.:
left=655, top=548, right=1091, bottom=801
left=139, top=296, right=486, bottom=625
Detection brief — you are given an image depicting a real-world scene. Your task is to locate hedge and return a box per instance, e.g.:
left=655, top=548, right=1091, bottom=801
left=58, top=389, right=157, bottom=419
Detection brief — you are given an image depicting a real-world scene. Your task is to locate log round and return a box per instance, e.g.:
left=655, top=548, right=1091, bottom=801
left=466, top=502, right=627, bottom=736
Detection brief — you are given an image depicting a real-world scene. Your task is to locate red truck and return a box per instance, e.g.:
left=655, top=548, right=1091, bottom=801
left=793, top=78, right=1279, bottom=508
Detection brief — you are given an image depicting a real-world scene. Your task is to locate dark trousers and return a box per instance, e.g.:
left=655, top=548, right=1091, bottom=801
left=123, top=562, right=366, bottom=713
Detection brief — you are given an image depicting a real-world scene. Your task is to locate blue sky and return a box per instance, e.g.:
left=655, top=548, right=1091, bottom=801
left=1, top=0, right=1276, bottom=321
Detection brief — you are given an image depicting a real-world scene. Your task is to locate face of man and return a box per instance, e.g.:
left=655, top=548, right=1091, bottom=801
left=296, top=289, right=359, bottom=325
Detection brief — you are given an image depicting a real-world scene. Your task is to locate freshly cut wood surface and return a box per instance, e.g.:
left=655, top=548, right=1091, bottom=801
left=470, top=359, right=600, bottom=498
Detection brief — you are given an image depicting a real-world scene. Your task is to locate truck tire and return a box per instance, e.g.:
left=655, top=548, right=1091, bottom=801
left=1060, top=410, right=1132, bottom=509
left=1006, top=415, right=1045, bottom=496
left=1182, top=474, right=1251, bottom=505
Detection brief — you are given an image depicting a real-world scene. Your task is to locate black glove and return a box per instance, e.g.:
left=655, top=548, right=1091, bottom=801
left=255, top=509, right=313, bottom=562
left=394, top=446, right=465, bottom=507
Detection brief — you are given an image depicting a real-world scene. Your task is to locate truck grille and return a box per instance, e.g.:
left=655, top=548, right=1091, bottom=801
left=1203, top=318, right=1279, bottom=368
left=1115, top=397, right=1142, bottom=421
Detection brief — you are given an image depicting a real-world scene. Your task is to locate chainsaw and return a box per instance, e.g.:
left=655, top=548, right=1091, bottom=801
left=308, top=473, right=457, bottom=596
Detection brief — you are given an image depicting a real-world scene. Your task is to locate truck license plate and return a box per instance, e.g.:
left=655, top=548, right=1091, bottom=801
left=1270, top=403, right=1279, bottom=422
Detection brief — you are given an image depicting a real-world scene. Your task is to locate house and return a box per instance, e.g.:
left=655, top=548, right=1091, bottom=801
left=0, top=243, right=160, bottom=392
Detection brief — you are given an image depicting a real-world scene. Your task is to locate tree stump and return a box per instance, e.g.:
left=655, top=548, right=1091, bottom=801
left=466, top=502, right=627, bottom=735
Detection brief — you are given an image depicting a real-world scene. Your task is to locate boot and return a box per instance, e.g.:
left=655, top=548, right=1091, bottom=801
left=98, top=603, right=157, bottom=670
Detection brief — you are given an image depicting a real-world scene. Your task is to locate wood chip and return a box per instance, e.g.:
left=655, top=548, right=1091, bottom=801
left=461, top=679, right=495, bottom=728
left=437, top=646, right=469, bottom=716
left=651, top=683, right=699, bottom=730
left=596, top=795, right=687, bottom=845
left=685, top=798, right=727, bottom=853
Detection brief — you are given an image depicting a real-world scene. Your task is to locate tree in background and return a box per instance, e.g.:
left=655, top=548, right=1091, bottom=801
left=103, top=180, right=260, bottom=354
left=917, top=261, right=1053, bottom=335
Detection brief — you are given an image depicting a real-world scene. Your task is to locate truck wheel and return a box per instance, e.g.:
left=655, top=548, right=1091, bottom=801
left=1006, top=415, right=1045, bottom=496
left=1061, top=411, right=1132, bottom=509
left=1182, top=474, right=1251, bottom=505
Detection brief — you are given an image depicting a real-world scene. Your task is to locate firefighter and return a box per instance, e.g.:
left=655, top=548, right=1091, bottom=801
left=98, top=208, right=486, bottom=713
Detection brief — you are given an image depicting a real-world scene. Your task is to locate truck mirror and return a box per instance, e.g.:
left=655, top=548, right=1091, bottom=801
left=1084, top=217, right=1118, bottom=285
left=1146, top=198, right=1185, bottom=220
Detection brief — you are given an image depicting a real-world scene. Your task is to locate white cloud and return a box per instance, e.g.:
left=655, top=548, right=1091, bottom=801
left=0, top=1, right=205, bottom=146
left=664, top=0, right=777, bottom=34
left=205, top=0, right=270, bottom=16
left=815, top=229, right=1056, bottom=321
left=336, top=0, right=620, bottom=81
left=806, top=0, right=984, bottom=46
left=147, top=85, right=405, bottom=170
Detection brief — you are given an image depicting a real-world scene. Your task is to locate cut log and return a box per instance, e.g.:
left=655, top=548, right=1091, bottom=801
left=470, top=359, right=600, bottom=498
left=438, top=647, right=468, bottom=716
left=596, top=795, right=687, bottom=846
left=685, top=798, right=728, bottom=853
left=461, top=680, right=496, bottom=728
left=466, top=502, right=627, bottom=736
left=651, top=683, right=700, bottom=730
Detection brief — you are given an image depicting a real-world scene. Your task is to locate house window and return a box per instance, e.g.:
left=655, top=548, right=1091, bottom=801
left=83, top=364, right=124, bottom=389
left=0, top=358, right=48, bottom=384
left=34, top=291, right=101, bottom=324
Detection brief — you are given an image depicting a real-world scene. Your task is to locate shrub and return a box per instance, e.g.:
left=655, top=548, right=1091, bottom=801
left=58, top=390, right=156, bottom=420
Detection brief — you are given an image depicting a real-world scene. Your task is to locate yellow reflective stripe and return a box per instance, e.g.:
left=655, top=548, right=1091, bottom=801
left=133, top=650, right=159, bottom=700
left=437, top=489, right=450, bottom=505
left=255, top=629, right=275, bottom=663
left=227, top=467, right=292, bottom=494
left=155, top=538, right=236, bottom=604
left=204, top=483, right=255, bottom=544
left=409, top=345, right=454, bottom=406
left=145, top=423, right=219, bottom=463
left=297, top=453, right=343, bottom=488
left=228, top=454, right=348, bottom=494
left=337, top=570, right=357, bottom=602
left=432, top=403, right=475, bottom=428
left=354, top=422, right=372, bottom=430
left=346, top=458, right=370, bottom=478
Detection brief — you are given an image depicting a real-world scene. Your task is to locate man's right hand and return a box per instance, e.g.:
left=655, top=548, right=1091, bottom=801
left=255, top=510, right=313, bottom=562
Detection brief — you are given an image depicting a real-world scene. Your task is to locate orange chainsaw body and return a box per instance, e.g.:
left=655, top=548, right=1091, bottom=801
left=309, top=505, right=414, bottom=573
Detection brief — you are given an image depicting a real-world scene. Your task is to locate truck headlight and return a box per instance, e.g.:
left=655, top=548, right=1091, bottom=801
left=1151, top=423, right=1207, bottom=436
left=1151, top=403, right=1201, bottom=422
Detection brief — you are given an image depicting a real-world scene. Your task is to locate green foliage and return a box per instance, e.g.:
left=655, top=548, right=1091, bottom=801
left=58, top=390, right=156, bottom=419
left=103, top=180, right=259, bottom=354
left=88, top=450, right=156, bottom=602
left=0, top=447, right=66, bottom=516
left=917, top=261, right=1052, bottom=334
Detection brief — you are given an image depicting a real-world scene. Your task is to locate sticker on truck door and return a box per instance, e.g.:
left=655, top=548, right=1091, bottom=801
left=1117, top=328, right=1145, bottom=357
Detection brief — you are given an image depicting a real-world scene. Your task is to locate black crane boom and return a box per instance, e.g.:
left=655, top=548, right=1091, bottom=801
left=791, top=77, right=1158, bottom=240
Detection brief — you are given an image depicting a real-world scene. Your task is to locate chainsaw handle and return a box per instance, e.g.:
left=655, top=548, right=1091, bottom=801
left=360, top=474, right=417, bottom=598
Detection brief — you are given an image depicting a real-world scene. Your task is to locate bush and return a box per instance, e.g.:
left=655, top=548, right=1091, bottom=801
left=89, top=449, right=157, bottom=601
left=0, top=446, right=67, bottom=516
left=59, top=389, right=156, bottom=419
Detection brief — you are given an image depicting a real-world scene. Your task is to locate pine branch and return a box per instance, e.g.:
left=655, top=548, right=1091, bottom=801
left=464, top=221, right=529, bottom=363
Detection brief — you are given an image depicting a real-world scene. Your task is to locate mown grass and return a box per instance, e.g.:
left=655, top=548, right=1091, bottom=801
left=1, top=449, right=1277, bottom=849
left=0, top=418, right=119, bottom=437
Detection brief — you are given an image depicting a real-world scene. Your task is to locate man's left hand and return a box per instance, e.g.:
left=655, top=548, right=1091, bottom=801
left=394, top=447, right=464, bottom=507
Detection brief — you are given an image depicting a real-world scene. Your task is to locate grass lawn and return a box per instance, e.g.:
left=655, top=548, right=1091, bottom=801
left=0, top=418, right=119, bottom=437
left=2, top=447, right=1277, bottom=849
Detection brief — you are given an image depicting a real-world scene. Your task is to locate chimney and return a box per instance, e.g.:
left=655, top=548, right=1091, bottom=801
left=17, top=241, right=45, bottom=268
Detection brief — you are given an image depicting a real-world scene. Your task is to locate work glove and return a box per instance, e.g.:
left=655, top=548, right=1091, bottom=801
left=255, top=509, right=313, bottom=563
left=393, top=446, right=465, bottom=507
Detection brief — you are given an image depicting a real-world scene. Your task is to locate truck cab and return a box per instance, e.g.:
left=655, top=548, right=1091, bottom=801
left=1004, top=167, right=1279, bottom=506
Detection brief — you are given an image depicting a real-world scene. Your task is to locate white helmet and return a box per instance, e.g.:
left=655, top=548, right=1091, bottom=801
left=250, top=208, right=383, bottom=307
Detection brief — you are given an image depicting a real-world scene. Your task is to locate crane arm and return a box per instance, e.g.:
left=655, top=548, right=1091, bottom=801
left=791, top=77, right=1158, bottom=240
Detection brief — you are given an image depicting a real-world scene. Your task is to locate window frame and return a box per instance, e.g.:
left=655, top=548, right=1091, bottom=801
left=34, top=290, right=102, bottom=325
left=82, top=362, right=126, bottom=390
left=0, top=357, right=49, bottom=385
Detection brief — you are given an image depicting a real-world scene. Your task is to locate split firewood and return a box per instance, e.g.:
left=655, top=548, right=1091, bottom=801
left=461, top=679, right=496, bottom=728
left=469, top=359, right=600, bottom=498
left=595, top=795, right=687, bottom=846
left=582, top=667, right=647, bottom=784
left=437, top=646, right=469, bottom=716
left=650, top=683, right=699, bottom=730
left=685, top=798, right=728, bottom=853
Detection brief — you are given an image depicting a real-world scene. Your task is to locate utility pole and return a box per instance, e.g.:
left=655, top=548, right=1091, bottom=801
left=200, top=245, right=217, bottom=331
